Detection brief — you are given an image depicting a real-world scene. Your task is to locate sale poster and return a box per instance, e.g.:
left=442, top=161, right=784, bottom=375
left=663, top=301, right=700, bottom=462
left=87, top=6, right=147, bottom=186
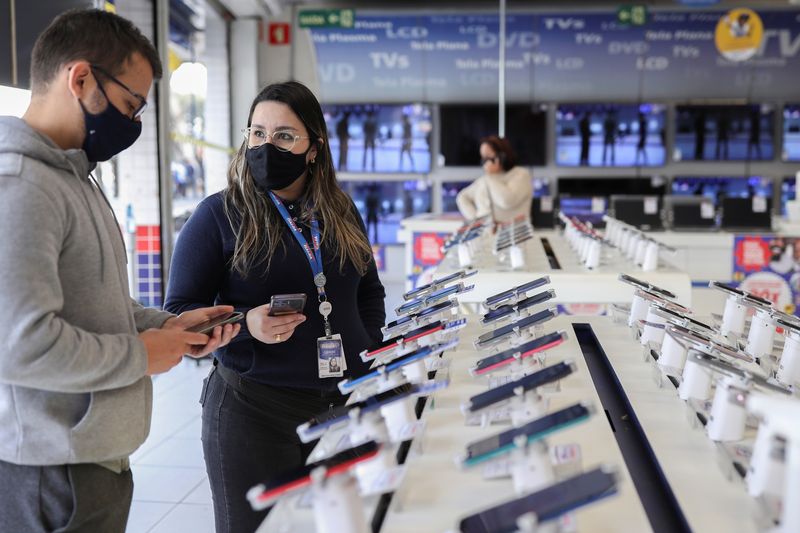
left=732, top=235, right=800, bottom=314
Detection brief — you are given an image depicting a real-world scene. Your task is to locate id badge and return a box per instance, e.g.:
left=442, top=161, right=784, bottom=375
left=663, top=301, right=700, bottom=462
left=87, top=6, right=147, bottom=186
left=318, top=334, right=346, bottom=378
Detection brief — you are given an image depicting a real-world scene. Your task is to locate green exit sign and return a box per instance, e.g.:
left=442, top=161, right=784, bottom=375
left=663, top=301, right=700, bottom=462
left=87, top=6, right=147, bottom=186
left=618, top=5, right=648, bottom=26
left=298, top=9, right=355, bottom=29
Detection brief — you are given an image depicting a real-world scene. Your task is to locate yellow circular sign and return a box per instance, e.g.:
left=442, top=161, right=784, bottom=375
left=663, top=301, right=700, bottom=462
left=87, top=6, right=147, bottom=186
left=715, top=8, right=764, bottom=61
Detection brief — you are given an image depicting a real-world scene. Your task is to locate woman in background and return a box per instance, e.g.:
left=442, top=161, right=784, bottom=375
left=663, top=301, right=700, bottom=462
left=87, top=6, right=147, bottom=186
left=456, top=135, right=532, bottom=223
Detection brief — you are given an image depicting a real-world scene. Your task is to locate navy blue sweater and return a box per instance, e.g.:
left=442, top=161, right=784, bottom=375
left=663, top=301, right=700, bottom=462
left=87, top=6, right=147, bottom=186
left=165, top=192, right=386, bottom=390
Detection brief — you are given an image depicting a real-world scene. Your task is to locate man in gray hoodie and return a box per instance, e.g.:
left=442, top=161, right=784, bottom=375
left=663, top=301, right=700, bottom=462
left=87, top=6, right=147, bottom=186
left=0, top=9, right=239, bottom=532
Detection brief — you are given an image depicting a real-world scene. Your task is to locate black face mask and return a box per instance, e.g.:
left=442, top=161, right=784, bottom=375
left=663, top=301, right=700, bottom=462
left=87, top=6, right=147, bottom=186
left=246, top=143, right=311, bottom=192
left=80, top=83, right=142, bottom=163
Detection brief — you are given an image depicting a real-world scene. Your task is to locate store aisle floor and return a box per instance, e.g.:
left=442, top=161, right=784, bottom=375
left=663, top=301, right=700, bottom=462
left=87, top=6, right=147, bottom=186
left=126, top=280, right=403, bottom=532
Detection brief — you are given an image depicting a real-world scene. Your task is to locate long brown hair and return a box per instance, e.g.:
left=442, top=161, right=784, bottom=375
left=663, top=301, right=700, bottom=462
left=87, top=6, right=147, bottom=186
left=224, top=81, right=373, bottom=277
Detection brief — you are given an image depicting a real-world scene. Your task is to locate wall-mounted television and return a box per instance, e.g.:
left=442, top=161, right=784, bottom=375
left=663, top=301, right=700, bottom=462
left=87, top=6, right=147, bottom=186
left=783, top=104, right=800, bottom=162
left=671, top=176, right=773, bottom=204
left=322, top=103, right=432, bottom=173
left=559, top=196, right=608, bottom=227
left=439, top=104, right=547, bottom=167
left=674, top=104, right=774, bottom=161
left=340, top=180, right=432, bottom=244
left=781, top=176, right=796, bottom=215
left=555, top=103, right=666, bottom=167
left=441, top=181, right=473, bottom=213
left=557, top=176, right=667, bottom=197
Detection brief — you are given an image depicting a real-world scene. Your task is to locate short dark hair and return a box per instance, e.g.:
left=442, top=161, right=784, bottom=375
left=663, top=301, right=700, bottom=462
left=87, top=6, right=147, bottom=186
left=30, top=9, right=162, bottom=93
left=480, top=135, right=517, bottom=171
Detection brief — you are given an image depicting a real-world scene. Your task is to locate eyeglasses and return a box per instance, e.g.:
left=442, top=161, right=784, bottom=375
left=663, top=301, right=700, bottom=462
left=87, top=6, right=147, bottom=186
left=480, top=156, right=498, bottom=165
left=242, top=127, right=309, bottom=152
left=90, top=65, right=148, bottom=120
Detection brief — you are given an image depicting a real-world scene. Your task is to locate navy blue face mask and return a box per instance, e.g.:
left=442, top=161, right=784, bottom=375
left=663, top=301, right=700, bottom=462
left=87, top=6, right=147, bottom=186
left=80, top=82, right=142, bottom=163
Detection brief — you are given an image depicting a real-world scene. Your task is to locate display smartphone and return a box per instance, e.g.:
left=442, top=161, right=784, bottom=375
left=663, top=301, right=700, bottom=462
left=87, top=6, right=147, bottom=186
left=652, top=304, right=714, bottom=333
left=382, top=300, right=457, bottom=336
left=340, top=341, right=452, bottom=394
left=248, top=441, right=380, bottom=509
left=465, top=361, right=576, bottom=412
left=485, top=277, right=550, bottom=309
left=689, top=352, right=792, bottom=395
left=186, top=311, right=244, bottom=334
left=396, top=283, right=472, bottom=316
left=709, top=281, right=773, bottom=307
left=403, top=270, right=477, bottom=301
left=297, top=379, right=448, bottom=443
left=474, top=308, right=558, bottom=349
left=495, top=233, right=534, bottom=252
left=461, top=403, right=593, bottom=466
left=267, top=293, right=307, bottom=316
left=481, top=289, right=556, bottom=325
left=444, top=228, right=483, bottom=251
left=619, top=273, right=676, bottom=300
left=458, top=466, right=618, bottom=533
left=364, top=320, right=446, bottom=361
left=471, top=331, right=568, bottom=376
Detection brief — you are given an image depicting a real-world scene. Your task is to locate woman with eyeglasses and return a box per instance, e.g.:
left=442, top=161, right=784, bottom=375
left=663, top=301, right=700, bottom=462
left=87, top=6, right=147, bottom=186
left=455, top=135, right=533, bottom=223
left=164, top=81, right=386, bottom=532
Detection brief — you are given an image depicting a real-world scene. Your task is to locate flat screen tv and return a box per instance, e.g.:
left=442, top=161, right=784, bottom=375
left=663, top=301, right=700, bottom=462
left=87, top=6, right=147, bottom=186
left=781, top=176, right=796, bottom=215
left=322, top=103, right=432, bottom=173
left=557, top=176, right=666, bottom=197
left=671, top=176, right=773, bottom=204
left=674, top=104, right=774, bottom=162
left=340, top=180, right=432, bottom=244
left=559, top=196, right=608, bottom=227
left=783, top=104, right=800, bottom=162
left=441, top=181, right=473, bottom=213
left=555, top=103, right=666, bottom=167
left=439, top=104, right=547, bottom=167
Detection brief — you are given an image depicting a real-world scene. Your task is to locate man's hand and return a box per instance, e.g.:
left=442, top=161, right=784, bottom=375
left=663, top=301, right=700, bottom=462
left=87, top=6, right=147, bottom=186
left=140, top=329, right=211, bottom=375
left=163, top=305, right=241, bottom=358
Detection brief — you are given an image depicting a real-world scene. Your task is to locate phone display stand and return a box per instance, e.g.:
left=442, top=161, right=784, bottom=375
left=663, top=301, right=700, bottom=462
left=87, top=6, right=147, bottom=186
left=639, top=308, right=667, bottom=347
left=745, top=307, right=777, bottom=360
left=634, top=237, right=648, bottom=267
left=777, top=321, right=800, bottom=387
left=628, top=291, right=649, bottom=327
left=309, top=468, right=369, bottom=533
left=747, top=419, right=786, bottom=500
left=678, top=353, right=714, bottom=401
left=458, top=243, right=473, bottom=269
left=747, top=393, right=800, bottom=533
left=400, top=359, right=428, bottom=385
left=585, top=239, right=601, bottom=270
left=379, top=396, right=418, bottom=442
left=658, top=328, right=689, bottom=376
left=509, top=386, right=548, bottom=428
left=641, top=240, right=659, bottom=272
left=510, top=436, right=555, bottom=496
left=719, top=292, right=748, bottom=339
left=509, top=245, right=525, bottom=270
left=706, top=375, right=750, bottom=442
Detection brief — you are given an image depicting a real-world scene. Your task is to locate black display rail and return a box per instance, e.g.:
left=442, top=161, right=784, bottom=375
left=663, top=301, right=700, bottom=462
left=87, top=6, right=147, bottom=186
left=573, top=323, right=692, bottom=533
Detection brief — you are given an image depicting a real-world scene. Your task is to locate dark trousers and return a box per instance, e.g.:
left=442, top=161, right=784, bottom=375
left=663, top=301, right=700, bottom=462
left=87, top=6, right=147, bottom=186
left=201, top=362, right=345, bottom=533
left=0, top=459, right=133, bottom=532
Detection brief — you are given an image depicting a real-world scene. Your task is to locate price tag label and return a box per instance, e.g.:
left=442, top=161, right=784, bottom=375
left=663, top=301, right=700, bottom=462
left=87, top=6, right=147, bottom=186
left=644, top=197, right=658, bottom=215
left=591, top=197, right=605, bottom=214
left=701, top=202, right=714, bottom=219
left=753, top=196, right=767, bottom=213
left=540, top=196, right=553, bottom=213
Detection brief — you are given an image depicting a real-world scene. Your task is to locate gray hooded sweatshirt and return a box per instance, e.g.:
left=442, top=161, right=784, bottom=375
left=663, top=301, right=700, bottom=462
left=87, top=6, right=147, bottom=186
left=0, top=116, right=173, bottom=466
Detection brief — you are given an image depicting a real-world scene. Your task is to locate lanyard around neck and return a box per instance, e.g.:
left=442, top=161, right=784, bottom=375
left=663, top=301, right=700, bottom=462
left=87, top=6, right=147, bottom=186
left=268, top=191, right=327, bottom=299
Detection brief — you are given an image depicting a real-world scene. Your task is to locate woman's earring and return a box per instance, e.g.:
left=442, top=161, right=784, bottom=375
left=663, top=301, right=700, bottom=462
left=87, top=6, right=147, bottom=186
left=310, top=158, right=316, bottom=164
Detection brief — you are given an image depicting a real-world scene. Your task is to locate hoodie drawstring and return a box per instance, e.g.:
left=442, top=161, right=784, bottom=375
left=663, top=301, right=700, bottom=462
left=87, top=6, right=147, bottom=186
left=65, top=159, right=108, bottom=282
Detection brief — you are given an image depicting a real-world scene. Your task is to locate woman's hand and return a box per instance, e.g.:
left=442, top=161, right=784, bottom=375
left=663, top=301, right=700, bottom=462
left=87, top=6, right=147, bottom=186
left=246, top=304, right=307, bottom=344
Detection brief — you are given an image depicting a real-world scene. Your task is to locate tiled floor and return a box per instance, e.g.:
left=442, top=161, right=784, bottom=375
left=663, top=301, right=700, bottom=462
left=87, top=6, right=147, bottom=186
left=126, top=358, right=215, bottom=533
left=126, top=281, right=404, bottom=532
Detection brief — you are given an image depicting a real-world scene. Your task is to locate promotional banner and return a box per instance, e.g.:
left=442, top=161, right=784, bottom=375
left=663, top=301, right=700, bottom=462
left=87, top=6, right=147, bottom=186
left=409, top=231, right=449, bottom=288
left=732, top=235, right=799, bottom=314
left=308, top=9, right=800, bottom=102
